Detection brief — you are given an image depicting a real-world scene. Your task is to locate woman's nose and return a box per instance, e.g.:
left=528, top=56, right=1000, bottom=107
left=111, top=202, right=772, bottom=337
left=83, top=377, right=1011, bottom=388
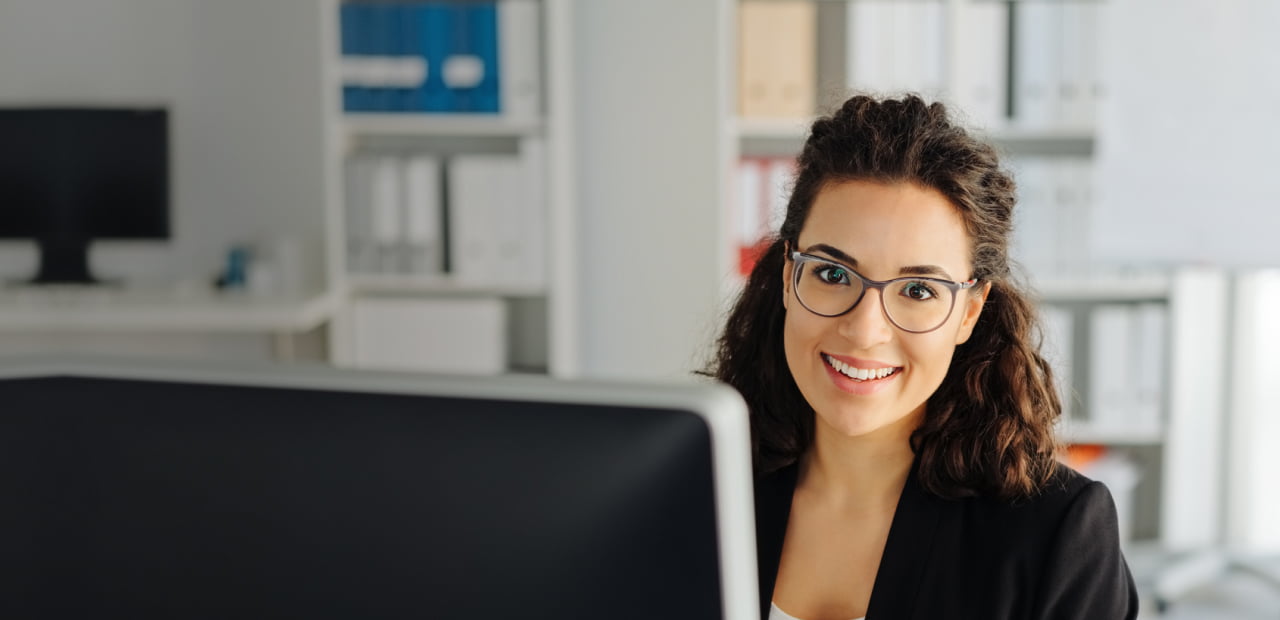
left=836, top=287, right=895, bottom=347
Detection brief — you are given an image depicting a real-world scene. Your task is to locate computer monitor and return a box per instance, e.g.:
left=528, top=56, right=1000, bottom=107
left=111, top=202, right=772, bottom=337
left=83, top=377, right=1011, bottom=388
left=0, top=107, right=170, bottom=285
left=0, top=358, right=758, bottom=619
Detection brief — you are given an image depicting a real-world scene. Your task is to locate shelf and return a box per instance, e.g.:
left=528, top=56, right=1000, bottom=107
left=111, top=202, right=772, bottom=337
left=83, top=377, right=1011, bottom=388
left=1059, top=422, right=1165, bottom=446
left=345, top=274, right=546, bottom=298
left=733, top=116, right=1095, bottom=158
left=981, top=128, right=1095, bottom=158
left=733, top=116, right=812, bottom=140
left=733, top=116, right=810, bottom=157
left=342, top=113, right=544, bottom=138
left=1032, top=274, right=1172, bottom=303
left=0, top=288, right=336, bottom=333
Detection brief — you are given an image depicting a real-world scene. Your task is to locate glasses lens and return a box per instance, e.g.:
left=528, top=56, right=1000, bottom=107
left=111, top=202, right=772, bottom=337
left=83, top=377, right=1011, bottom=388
left=795, top=258, right=865, bottom=316
left=882, top=278, right=956, bottom=332
left=795, top=257, right=957, bottom=332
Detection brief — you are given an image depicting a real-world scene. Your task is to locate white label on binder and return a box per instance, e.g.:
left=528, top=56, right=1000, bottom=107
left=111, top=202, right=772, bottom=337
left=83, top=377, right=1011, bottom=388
left=443, top=55, right=485, bottom=89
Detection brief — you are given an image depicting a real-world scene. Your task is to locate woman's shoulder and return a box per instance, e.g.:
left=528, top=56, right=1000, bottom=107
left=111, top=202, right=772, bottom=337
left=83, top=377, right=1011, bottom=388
left=954, top=461, right=1116, bottom=530
left=1030, top=460, right=1102, bottom=506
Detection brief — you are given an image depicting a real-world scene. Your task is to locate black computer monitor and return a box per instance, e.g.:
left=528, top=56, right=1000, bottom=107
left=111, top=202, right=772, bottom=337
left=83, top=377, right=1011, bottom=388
left=0, top=358, right=758, bottom=619
left=0, top=107, right=170, bottom=285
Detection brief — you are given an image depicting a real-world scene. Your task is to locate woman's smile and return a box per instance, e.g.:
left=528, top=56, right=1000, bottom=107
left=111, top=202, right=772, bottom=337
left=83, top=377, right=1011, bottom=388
left=820, top=353, right=902, bottom=395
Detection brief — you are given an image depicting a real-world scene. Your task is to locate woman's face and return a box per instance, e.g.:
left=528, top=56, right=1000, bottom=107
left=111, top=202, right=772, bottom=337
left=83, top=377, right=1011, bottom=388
left=781, top=180, right=988, bottom=441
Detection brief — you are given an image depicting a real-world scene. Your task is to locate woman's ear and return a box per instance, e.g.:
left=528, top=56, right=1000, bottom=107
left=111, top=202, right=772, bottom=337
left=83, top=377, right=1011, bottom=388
left=954, top=281, right=992, bottom=345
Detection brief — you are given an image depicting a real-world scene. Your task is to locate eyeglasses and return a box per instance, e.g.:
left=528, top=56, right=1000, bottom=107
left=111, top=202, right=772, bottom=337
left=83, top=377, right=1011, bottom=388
left=789, top=251, right=978, bottom=333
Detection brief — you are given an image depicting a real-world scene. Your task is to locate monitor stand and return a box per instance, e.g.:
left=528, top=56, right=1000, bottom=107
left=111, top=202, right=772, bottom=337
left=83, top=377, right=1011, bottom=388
left=25, top=236, right=113, bottom=286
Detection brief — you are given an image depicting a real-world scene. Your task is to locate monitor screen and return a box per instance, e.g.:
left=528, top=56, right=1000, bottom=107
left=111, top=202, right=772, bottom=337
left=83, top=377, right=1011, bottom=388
left=0, top=107, right=169, bottom=283
left=0, top=359, right=758, bottom=619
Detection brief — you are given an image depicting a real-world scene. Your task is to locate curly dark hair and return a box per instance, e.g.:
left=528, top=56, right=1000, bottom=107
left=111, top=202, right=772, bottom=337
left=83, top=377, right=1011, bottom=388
left=705, top=94, right=1061, bottom=501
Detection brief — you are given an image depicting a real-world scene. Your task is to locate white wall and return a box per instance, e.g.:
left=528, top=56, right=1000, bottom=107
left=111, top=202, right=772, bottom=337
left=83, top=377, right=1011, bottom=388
left=0, top=0, right=329, bottom=292
left=572, top=0, right=733, bottom=380
left=1092, top=0, right=1280, bottom=269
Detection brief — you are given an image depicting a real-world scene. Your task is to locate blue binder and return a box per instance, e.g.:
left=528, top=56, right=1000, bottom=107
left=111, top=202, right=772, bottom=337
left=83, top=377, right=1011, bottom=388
left=472, top=2, right=501, bottom=114
left=419, top=2, right=453, bottom=112
left=339, top=2, right=368, bottom=112
left=397, top=3, right=424, bottom=112
left=368, top=2, right=399, bottom=112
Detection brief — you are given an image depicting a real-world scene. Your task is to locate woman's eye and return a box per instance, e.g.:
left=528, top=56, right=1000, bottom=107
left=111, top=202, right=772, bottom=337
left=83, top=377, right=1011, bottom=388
left=814, top=265, right=850, bottom=285
left=901, top=281, right=937, bottom=300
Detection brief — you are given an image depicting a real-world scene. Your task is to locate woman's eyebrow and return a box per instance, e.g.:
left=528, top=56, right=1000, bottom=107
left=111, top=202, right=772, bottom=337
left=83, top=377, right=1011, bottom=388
left=898, top=264, right=954, bottom=279
left=804, top=243, right=954, bottom=280
left=804, top=243, right=858, bottom=267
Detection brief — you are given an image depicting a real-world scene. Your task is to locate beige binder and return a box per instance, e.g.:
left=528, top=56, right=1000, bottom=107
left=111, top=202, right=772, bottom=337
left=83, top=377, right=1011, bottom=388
left=739, top=0, right=816, bottom=119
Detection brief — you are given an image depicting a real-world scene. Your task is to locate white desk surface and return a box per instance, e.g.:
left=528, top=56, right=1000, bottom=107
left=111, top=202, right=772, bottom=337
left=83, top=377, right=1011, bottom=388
left=0, top=286, right=337, bottom=333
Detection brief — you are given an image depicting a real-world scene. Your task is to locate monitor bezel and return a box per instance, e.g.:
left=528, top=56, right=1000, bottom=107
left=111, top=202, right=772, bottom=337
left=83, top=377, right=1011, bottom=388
left=0, top=356, right=760, bottom=620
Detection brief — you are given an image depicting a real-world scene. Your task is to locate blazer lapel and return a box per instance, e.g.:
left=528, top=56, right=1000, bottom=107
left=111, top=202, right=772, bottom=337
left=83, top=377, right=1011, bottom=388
left=864, top=460, right=941, bottom=619
left=753, top=463, right=798, bottom=620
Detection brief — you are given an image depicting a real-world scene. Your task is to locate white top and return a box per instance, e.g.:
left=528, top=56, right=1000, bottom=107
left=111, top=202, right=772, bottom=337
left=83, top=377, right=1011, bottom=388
left=769, top=601, right=865, bottom=620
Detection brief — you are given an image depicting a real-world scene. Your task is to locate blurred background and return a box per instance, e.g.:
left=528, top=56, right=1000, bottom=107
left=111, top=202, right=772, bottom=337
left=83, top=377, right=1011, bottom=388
left=0, top=0, right=1277, bottom=616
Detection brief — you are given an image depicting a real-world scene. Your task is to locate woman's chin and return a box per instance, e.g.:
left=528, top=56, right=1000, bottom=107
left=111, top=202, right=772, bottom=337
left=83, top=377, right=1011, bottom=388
left=817, top=406, right=924, bottom=441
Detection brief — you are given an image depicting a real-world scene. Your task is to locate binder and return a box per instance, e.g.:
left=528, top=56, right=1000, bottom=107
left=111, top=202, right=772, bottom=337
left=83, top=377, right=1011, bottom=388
left=1055, top=159, right=1093, bottom=275
left=1061, top=1, right=1100, bottom=128
left=952, top=1, right=1009, bottom=129
left=339, top=3, right=428, bottom=113
left=1009, top=156, right=1055, bottom=277
left=500, top=139, right=547, bottom=288
left=448, top=150, right=544, bottom=287
left=344, top=154, right=378, bottom=273
left=498, top=0, right=541, bottom=120
left=441, top=2, right=488, bottom=112
left=734, top=158, right=765, bottom=276
left=1013, top=0, right=1062, bottom=128
left=1088, top=304, right=1138, bottom=431
left=893, top=1, right=945, bottom=98
left=447, top=155, right=496, bottom=283
left=765, top=158, right=794, bottom=234
left=1133, top=303, right=1167, bottom=433
left=339, top=2, right=366, bottom=111
left=370, top=155, right=404, bottom=273
left=1041, top=305, right=1075, bottom=420
left=368, top=2, right=398, bottom=112
left=1085, top=2, right=1106, bottom=127
left=739, top=0, right=816, bottom=118
left=472, top=1, right=501, bottom=113
left=847, top=0, right=889, bottom=93
left=917, top=2, right=947, bottom=99
left=847, top=1, right=944, bottom=98
left=396, top=2, right=425, bottom=112
left=402, top=154, right=444, bottom=275
left=420, top=2, right=454, bottom=112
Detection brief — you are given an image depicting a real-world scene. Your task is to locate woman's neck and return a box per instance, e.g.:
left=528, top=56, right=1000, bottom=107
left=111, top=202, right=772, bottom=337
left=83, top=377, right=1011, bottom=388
left=797, top=409, right=922, bottom=513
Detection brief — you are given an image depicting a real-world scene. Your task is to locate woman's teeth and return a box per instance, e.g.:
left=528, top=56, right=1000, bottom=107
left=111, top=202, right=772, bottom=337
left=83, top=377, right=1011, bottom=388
left=823, top=354, right=898, bottom=381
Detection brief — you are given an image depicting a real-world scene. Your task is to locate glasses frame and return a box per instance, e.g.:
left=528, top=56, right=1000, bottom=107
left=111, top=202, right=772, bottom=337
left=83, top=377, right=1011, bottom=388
left=789, top=251, right=979, bottom=334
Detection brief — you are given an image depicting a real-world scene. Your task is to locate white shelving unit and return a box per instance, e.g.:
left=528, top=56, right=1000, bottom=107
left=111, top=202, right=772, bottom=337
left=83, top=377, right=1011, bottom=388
left=319, top=0, right=577, bottom=377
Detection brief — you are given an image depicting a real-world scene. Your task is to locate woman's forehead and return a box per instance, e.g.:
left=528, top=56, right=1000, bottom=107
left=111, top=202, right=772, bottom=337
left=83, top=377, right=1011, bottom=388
left=799, top=180, right=972, bottom=273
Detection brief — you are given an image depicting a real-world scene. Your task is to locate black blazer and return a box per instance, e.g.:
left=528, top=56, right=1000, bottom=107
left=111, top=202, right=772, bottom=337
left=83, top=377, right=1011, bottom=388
left=754, top=461, right=1140, bottom=619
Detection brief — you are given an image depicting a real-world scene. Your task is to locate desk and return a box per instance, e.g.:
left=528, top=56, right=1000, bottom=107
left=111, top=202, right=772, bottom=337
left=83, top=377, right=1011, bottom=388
left=0, top=287, right=337, bottom=361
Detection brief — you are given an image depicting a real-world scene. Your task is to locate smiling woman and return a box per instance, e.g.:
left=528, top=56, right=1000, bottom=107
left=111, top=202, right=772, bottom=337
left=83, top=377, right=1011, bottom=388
left=703, top=94, right=1139, bottom=620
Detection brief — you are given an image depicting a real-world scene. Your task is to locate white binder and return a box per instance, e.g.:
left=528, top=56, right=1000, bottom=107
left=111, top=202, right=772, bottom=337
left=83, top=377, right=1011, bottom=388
left=402, top=154, right=443, bottom=275
left=447, top=145, right=546, bottom=288
left=1013, top=1, right=1062, bottom=128
left=498, top=0, right=541, bottom=121
left=952, top=1, right=1009, bottom=130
